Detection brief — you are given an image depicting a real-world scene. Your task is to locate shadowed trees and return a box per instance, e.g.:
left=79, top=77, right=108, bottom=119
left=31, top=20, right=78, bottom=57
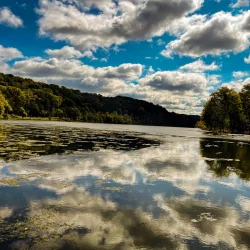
left=201, top=87, right=247, bottom=133
left=240, top=84, right=250, bottom=130
left=0, top=91, right=11, bottom=118
left=0, top=72, right=199, bottom=127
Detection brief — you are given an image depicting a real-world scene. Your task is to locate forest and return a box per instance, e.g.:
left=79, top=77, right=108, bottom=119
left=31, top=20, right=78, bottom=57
left=0, top=73, right=199, bottom=127
left=199, top=84, right=250, bottom=133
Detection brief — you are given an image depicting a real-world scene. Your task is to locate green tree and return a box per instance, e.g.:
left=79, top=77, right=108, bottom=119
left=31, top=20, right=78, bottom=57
left=68, top=107, right=81, bottom=121
left=123, top=114, right=132, bottom=124
left=18, top=107, right=27, bottom=118
left=201, top=87, right=245, bottom=132
left=55, top=109, right=64, bottom=118
left=0, top=86, right=26, bottom=114
left=240, top=84, right=250, bottom=129
left=0, top=91, right=11, bottom=118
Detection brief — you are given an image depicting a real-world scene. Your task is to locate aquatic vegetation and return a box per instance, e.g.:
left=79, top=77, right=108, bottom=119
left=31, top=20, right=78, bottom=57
left=96, top=180, right=104, bottom=185
left=104, top=173, right=124, bottom=180
left=17, top=172, right=51, bottom=179
left=149, top=175, right=158, bottom=182
left=0, top=124, right=160, bottom=162
left=0, top=178, right=19, bottom=186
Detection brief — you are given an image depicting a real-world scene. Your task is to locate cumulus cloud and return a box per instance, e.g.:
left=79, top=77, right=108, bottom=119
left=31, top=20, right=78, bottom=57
left=222, top=77, right=250, bottom=91
left=11, top=57, right=143, bottom=81
left=230, top=0, right=250, bottom=8
left=37, top=0, right=203, bottom=50
left=0, top=7, right=23, bottom=27
left=0, top=45, right=23, bottom=62
left=95, top=63, right=143, bottom=80
left=65, top=0, right=115, bottom=11
left=80, top=77, right=130, bottom=93
left=179, top=59, right=220, bottom=72
left=12, top=57, right=93, bottom=79
left=162, top=11, right=250, bottom=57
left=207, top=74, right=221, bottom=86
left=139, top=71, right=207, bottom=93
left=45, top=46, right=95, bottom=59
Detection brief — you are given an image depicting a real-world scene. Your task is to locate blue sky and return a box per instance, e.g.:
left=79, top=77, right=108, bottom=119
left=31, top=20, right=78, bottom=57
left=0, top=0, right=250, bottom=114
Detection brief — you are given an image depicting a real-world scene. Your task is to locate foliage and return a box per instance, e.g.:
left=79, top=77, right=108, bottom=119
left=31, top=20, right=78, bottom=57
left=0, top=91, right=10, bottom=118
left=196, top=121, right=207, bottom=130
left=201, top=86, right=249, bottom=133
left=0, top=72, right=199, bottom=127
left=240, top=84, right=250, bottom=130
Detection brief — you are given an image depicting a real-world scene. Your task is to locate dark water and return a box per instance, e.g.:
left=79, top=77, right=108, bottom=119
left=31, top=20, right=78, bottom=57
left=0, top=121, right=250, bottom=250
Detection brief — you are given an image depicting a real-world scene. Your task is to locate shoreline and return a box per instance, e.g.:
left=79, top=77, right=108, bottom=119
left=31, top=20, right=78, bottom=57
left=1, top=119, right=250, bottom=142
left=0, top=117, right=196, bottom=129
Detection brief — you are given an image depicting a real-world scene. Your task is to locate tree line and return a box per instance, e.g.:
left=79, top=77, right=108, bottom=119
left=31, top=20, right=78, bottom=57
left=0, top=73, right=199, bottom=127
left=198, top=84, right=250, bottom=133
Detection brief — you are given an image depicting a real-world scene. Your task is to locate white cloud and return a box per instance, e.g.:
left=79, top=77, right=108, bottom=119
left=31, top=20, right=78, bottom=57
left=147, top=66, right=155, bottom=75
left=65, top=0, right=116, bottom=12
left=0, top=7, right=23, bottom=27
left=230, top=0, right=250, bottom=8
left=80, top=77, right=132, bottom=94
left=5, top=57, right=143, bottom=99
left=0, top=45, right=23, bottom=62
left=11, top=57, right=143, bottom=82
left=222, top=77, right=250, bottom=91
left=45, top=46, right=95, bottom=59
left=160, top=49, right=174, bottom=59
left=157, top=39, right=165, bottom=46
left=233, top=71, right=249, bottom=79
left=162, top=11, right=250, bottom=57
left=139, top=71, right=207, bottom=93
left=96, top=63, right=143, bottom=80
left=100, top=58, right=108, bottom=62
left=244, top=55, right=250, bottom=64
left=12, top=57, right=94, bottom=79
left=207, top=75, right=221, bottom=85
left=37, top=0, right=204, bottom=50
left=179, top=60, right=220, bottom=72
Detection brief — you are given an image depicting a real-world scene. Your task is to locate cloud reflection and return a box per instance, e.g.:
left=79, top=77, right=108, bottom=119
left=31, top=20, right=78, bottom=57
left=1, top=132, right=250, bottom=249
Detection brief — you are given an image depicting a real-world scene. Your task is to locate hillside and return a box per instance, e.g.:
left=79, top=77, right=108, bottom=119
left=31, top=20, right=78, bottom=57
left=0, top=73, right=199, bottom=127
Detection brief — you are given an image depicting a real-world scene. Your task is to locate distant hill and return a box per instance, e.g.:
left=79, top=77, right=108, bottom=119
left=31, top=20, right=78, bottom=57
left=0, top=72, right=199, bottom=127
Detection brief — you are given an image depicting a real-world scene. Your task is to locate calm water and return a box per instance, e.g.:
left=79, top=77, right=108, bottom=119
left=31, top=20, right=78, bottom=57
left=0, top=121, right=250, bottom=250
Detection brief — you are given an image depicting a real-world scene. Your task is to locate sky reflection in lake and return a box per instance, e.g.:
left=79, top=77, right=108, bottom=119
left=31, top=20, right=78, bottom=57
left=0, top=121, right=250, bottom=250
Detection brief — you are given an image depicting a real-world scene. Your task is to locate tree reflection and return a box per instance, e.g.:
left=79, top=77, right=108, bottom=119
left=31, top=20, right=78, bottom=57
left=0, top=126, right=7, bottom=144
left=200, top=139, right=250, bottom=179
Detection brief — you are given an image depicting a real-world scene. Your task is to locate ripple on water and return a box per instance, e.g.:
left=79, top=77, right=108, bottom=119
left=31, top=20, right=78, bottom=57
left=0, top=122, right=250, bottom=249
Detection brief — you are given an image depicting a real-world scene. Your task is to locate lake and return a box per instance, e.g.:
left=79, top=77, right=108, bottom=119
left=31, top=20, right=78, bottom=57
left=0, top=121, right=250, bottom=250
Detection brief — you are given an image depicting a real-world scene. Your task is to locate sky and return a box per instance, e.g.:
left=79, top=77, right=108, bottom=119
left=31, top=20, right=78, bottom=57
left=0, top=0, right=250, bottom=115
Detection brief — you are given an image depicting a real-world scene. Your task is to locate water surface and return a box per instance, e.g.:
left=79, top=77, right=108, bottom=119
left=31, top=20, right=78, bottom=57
left=0, top=121, right=250, bottom=250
